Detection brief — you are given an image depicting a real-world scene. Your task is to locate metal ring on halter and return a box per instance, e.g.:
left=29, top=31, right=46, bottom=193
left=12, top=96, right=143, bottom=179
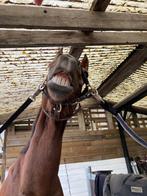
left=39, top=84, right=45, bottom=91
left=29, top=82, right=46, bottom=102
left=90, top=89, right=104, bottom=103
left=53, top=104, right=62, bottom=113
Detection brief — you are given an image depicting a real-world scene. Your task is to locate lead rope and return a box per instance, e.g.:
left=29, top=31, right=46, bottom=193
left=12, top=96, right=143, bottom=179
left=90, top=89, right=147, bottom=149
left=0, top=81, right=46, bottom=134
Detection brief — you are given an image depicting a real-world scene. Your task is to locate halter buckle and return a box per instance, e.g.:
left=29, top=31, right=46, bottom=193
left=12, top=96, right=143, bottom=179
left=90, top=89, right=104, bottom=104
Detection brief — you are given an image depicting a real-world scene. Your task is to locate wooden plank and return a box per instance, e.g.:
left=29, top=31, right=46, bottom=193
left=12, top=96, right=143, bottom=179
left=5, top=128, right=147, bottom=167
left=0, top=5, right=147, bottom=31
left=114, top=84, right=147, bottom=111
left=106, top=111, right=114, bottom=129
left=78, top=110, right=86, bottom=131
left=0, top=30, right=147, bottom=48
left=98, top=45, right=147, bottom=97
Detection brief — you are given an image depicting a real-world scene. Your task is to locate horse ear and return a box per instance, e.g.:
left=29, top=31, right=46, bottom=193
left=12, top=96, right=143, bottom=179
left=81, top=54, right=88, bottom=72
left=49, top=48, right=63, bottom=67
left=55, top=48, right=63, bottom=58
left=34, top=0, right=43, bottom=5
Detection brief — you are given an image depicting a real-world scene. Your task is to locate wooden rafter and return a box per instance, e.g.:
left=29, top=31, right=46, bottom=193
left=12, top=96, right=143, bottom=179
left=70, top=0, right=114, bottom=58
left=0, top=5, right=146, bottom=31
left=0, top=30, right=147, bottom=48
left=114, top=84, right=147, bottom=111
left=90, top=0, right=111, bottom=11
left=98, top=45, right=147, bottom=97
left=130, top=106, right=147, bottom=115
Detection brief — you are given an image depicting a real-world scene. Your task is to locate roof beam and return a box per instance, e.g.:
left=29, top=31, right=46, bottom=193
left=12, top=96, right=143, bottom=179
left=0, top=30, right=147, bottom=48
left=90, top=0, right=111, bottom=11
left=98, top=45, right=147, bottom=97
left=114, top=84, right=147, bottom=111
left=129, top=106, right=147, bottom=115
left=1, top=5, right=146, bottom=31
left=70, top=0, right=111, bottom=58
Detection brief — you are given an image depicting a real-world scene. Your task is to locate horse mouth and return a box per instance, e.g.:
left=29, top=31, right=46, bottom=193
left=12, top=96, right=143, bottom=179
left=50, top=72, right=72, bottom=87
left=47, top=72, right=73, bottom=101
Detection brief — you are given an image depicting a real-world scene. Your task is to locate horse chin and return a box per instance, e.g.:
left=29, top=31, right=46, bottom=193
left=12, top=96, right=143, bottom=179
left=47, top=81, right=73, bottom=102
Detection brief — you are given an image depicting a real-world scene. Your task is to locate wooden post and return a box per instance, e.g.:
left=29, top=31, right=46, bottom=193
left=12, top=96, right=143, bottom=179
left=132, top=113, right=140, bottom=128
left=106, top=111, right=114, bottom=130
left=78, top=110, right=86, bottom=131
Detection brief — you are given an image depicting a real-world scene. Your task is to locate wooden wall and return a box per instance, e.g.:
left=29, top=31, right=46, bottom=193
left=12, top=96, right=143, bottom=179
left=2, top=108, right=147, bottom=172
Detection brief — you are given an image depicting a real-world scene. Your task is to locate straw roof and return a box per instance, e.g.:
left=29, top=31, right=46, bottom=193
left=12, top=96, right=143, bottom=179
left=0, top=0, right=146, bottom=122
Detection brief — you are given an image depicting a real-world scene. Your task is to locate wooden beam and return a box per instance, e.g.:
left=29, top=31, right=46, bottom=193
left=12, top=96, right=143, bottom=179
left=114, top=84, right=147, bottom=111
left=1, top=5, right=146, bottom=31
left=129, top=106, right=147, bottom=115
left=98, top=45, right=147, bottom=97
left=70, top=0, right=112, bottom=57
left=0, top=5, right=147, bottom=31
left=0, top=30, right=147, bottom=48
left=90, top=0, right=111, bottom=11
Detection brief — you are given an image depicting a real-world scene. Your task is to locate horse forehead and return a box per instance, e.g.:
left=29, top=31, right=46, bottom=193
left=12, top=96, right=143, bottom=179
left=58, top=54, right=78, bottom=65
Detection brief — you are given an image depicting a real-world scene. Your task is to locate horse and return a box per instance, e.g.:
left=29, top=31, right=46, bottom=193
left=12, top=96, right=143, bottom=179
left=0, top=49, right=89, bottom=196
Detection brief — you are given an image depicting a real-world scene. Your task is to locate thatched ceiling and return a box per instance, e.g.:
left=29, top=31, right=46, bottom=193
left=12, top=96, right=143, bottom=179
left=0, top=0, right=147, bottom=123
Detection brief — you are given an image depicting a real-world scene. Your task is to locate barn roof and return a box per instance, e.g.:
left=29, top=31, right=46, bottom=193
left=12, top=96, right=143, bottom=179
left=0, top=0, right=147, bottom=123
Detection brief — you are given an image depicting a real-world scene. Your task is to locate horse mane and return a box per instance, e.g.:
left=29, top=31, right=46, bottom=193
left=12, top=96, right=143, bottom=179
left=21, top=108, right=42, bottom=154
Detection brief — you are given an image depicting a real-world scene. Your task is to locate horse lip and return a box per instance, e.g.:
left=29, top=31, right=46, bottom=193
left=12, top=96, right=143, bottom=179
left=48, top=80, right=73, bottom=91
left=47, top=81, right=73, bottom=99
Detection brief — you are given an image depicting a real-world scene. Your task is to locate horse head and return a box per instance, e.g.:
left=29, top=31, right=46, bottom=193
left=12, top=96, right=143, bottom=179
left=43, top=49, right=89, bottom=120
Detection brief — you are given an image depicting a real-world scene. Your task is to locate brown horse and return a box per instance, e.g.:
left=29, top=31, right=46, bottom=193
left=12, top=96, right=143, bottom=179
left=0, top=49, right=88, bottom=196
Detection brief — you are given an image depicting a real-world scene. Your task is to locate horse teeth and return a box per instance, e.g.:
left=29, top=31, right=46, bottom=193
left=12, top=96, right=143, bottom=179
left=52, top=77, right=56, bottom=83
left=52, top=76, right=69, bottom=87
left=65, top=80, right=69, bottom=86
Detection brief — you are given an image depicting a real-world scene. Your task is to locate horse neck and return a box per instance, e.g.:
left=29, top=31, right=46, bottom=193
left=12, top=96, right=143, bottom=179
left=33, top=93, right=66, bottom=135
left=30, top=94, right=67, bottom=164
left=20, top=95, right=67, bottom=193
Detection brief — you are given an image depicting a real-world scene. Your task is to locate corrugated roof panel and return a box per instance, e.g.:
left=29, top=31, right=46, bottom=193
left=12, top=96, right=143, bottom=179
left=106, top=62, right=147, bottom=107
left=0, top=0, right=93, bottom=9
left=107, top=0, right=147, bottom=14
left=82, top=45, right=136, bottom=88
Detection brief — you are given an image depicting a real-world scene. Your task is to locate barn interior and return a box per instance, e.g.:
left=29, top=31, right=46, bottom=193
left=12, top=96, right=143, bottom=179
left=0, top=0, right=147, bottom=195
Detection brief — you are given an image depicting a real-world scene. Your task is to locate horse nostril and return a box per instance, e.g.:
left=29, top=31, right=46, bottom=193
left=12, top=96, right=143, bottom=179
left=43, top=10, right=47, bottom=14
